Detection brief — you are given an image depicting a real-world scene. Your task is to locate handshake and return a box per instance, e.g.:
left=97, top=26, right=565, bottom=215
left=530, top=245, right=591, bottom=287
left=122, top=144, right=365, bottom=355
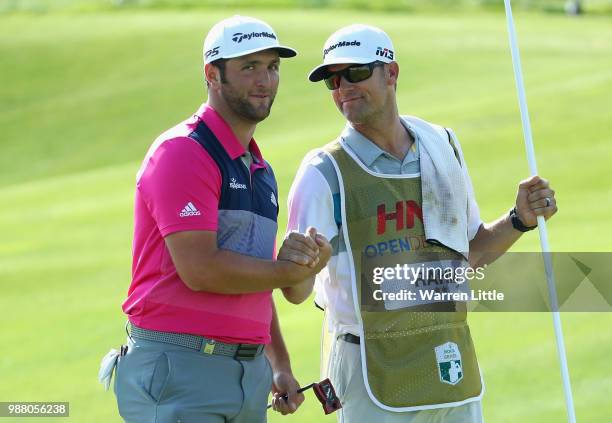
left=269, top=227, right=333, bottom=415
left=276, top=227, right=332, bottom=303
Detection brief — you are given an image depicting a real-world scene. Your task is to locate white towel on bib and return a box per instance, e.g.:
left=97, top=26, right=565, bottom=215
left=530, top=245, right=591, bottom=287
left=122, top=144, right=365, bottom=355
left=401, top=116, right=471, bottom=258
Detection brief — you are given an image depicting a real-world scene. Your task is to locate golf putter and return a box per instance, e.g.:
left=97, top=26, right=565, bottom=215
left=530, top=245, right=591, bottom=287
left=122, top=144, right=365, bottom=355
left=266, top=378, right=342, bottom=414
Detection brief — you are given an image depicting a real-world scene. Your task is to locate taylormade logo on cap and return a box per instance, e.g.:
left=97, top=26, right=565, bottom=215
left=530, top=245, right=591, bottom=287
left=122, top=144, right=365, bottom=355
left=323, top=40, right=361, bottom=58
left=203, top=15, right=297, bottom=64
left=232, top=31, right=277, bottom=43
left=308, top=24, right=396, bottom=82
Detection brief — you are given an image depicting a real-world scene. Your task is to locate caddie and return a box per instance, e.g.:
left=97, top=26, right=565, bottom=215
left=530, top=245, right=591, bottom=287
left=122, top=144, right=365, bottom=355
left=286, top=24, right=558, bottom=422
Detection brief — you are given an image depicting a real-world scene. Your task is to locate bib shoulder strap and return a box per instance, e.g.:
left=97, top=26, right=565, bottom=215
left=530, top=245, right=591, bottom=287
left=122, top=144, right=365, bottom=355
left=402, top=115, right=462, bottom=167
left=444, top=128, right=462, bottom=167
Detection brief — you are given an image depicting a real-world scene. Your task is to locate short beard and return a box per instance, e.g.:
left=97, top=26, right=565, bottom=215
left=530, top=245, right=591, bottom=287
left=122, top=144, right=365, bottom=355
left=220, top=82, right=275, bottom=123
left=341, top=91, right=387, bottom=127
left=342, top=102, right=382, bottom=127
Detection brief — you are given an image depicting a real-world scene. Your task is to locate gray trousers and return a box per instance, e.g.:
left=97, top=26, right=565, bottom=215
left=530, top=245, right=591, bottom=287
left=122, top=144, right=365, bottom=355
left=114, top=337, right=272, bottom=423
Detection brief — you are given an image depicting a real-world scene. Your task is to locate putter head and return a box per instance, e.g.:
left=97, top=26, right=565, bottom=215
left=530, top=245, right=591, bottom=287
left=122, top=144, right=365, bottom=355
left=312, top=378, right=342, bottom=414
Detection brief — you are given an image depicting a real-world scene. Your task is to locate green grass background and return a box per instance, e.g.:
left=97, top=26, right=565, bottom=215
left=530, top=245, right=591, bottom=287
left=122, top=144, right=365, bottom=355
left=1, top=6, right=611, bottom=423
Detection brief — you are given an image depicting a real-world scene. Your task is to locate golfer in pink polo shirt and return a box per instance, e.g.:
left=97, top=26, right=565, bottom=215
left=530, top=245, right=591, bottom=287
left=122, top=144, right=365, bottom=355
left=99, top=15, right=331, bottom=423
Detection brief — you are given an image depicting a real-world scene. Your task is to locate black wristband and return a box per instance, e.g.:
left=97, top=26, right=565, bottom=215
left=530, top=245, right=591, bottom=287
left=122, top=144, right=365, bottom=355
left=509, top=207, right=537, bottom=232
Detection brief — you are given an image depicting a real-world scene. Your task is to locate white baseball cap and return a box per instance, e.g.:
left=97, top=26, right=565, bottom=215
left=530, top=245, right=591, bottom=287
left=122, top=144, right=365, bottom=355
left=308, top=24, right=395, bottom=82
left=203, top=15, right=297, bottom=64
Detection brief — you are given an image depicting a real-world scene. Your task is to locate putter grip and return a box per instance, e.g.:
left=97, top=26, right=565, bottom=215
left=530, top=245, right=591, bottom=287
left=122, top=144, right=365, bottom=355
left=266, top=383, right=314, bottom=409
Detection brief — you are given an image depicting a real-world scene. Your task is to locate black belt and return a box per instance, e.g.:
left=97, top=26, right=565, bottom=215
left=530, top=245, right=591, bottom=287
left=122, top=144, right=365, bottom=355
left=339, top=333, right=360, bottom=345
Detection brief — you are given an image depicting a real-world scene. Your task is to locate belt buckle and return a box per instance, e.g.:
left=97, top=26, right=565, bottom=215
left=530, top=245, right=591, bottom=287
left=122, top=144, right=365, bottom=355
left=202, top=339, right=216, bottom=355
left=234, top=344, right=261, bottom=361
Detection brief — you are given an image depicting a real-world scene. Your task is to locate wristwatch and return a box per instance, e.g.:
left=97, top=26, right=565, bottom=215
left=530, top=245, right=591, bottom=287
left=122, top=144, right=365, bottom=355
left=509, top=207, right=537, bottom=232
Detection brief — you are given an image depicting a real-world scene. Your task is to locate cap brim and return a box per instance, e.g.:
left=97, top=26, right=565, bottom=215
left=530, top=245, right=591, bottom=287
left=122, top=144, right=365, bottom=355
left=220, top=45, right=297, bottom=61
left=275, top=46, right=298, bottom=58
left=307, top=56, right=376, bottom=82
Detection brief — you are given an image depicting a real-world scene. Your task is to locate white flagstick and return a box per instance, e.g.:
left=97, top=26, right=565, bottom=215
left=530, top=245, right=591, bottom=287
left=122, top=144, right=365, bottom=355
left=503, top=1, right=577, bottom=422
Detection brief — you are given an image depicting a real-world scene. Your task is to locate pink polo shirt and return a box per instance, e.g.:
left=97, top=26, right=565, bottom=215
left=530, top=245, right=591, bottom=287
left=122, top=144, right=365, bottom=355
left=123, top=103, right=274, bottom=344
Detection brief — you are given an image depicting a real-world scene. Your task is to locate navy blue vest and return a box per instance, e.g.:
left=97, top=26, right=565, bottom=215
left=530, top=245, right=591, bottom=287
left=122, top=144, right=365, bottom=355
left=188, top=119, right=279, bottom=259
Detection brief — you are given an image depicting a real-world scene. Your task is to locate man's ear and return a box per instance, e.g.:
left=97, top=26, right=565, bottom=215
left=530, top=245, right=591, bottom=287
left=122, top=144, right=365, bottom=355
left=386, top=62, right=399, bottom=86
left=204, top=63, right=220, bottom=88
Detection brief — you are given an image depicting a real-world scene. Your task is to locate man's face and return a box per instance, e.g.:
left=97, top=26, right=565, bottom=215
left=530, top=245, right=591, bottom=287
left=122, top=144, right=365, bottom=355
left=327, top=63, right=390, bottom=124
left=218, top=50, right=280, bottom=123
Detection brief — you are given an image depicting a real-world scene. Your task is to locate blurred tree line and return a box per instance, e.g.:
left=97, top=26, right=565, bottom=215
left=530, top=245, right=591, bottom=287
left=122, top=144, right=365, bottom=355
left=2, top=0, right=611, bottom=15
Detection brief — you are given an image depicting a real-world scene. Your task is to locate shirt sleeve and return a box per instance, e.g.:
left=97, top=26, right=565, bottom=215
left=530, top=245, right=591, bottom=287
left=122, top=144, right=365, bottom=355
left=287, top=152, right=338, bottom=311
left=137, top=137, right=221, bottom=237
left=286, top=152, right=338, bottom=241
left=447, top=129, right=483, bottom=240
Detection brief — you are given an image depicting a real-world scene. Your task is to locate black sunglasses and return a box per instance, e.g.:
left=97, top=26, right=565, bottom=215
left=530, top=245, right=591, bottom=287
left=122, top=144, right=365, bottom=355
left=323, top=61, right=385, bottom=90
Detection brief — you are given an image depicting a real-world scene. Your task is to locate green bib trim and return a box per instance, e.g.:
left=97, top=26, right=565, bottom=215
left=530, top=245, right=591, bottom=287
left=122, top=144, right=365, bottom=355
left=323, top=139, right=483, bottom=411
